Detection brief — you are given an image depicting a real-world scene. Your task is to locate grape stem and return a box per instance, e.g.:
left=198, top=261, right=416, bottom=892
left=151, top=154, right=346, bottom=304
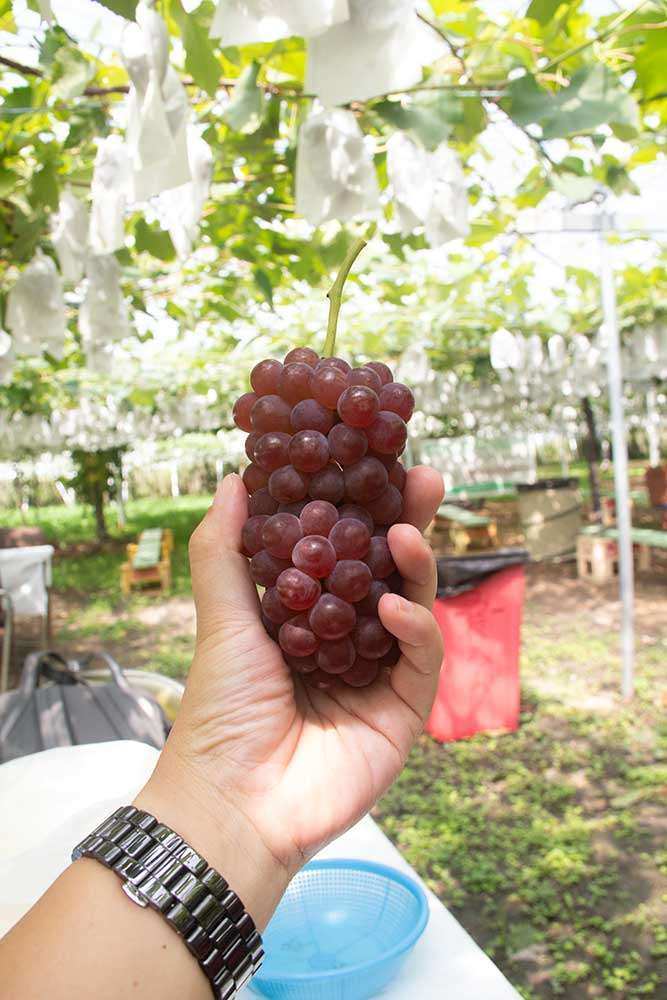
left=324, top=237, right=367, bottom=357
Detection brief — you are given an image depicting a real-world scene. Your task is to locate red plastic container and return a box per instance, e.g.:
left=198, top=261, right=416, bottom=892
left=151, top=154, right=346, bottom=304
left=426, top=565, right=525, bottom=742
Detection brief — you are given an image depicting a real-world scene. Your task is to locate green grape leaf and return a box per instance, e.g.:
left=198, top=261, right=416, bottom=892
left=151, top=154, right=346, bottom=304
left=503, top=66, right=639, bottom=140
left=171, top=0, right=220, bottom=97
left=31, top=160, right=59, bottom=211
left=0, top=0, right=15, bottom=32
left=50, top=47, right=95, bottom=100
left=525, top=0, right=564, bottom=24
left=224, top=62, right=265, bottom=133
left=374, top=95, right=463, bottom=150
left=0, top=166, right=19, bottom=198
left=634, top=29, right=667, bottom=101
left=93, top=0, right=138, bottom=17
left=253, top=267, right=274, bottom=308
left=134, top=219, right=176, bottom=261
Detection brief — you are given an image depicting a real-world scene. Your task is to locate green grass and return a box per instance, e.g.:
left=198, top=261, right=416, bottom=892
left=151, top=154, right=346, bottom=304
left=1, top=494, right=665, bottom=998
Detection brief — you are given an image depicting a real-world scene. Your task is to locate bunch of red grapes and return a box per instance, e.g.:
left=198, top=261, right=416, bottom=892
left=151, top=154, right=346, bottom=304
left=233, top=345, right=415, bottom=690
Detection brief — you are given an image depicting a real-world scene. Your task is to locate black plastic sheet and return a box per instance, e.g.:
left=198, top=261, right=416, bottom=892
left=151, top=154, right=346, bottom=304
left=436, top=548, right=530, bottom=598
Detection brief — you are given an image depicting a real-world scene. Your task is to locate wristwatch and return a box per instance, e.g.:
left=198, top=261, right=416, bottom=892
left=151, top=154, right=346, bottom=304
left=72, top=805, right=264, bottom=999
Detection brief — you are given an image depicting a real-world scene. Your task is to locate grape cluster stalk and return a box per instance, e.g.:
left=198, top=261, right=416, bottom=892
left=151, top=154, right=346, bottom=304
left=232, top=239, right=416, bottom=689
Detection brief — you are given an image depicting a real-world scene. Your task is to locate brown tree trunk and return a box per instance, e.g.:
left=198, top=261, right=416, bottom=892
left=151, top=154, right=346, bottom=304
left=93, top=490, right=108, bottom=541
left=582, top=396, right=602, bottom=519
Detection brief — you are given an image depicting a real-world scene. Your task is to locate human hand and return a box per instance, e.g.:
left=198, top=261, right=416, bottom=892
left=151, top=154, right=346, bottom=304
left=139, top=468, right=443, bottom=922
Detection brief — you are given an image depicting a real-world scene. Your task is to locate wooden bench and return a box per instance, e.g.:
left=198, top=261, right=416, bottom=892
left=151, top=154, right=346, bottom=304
left=121, top=528, right=173, bottom=596
left=435, top=503, right=497, bottom=554
left=577, top=525, right=667, bottom=583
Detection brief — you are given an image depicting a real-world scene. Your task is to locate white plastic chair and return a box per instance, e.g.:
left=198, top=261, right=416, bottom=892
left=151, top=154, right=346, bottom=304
left=0, top=546, right=54, bottom=669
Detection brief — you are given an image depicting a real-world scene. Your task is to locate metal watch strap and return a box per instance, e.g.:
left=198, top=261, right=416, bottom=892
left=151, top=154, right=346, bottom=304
left=72, top=806, right=264, bottom=1000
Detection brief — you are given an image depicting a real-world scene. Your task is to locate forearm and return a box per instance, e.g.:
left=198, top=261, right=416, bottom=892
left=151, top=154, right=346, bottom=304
left=0, top=760, right=291, bottom=1000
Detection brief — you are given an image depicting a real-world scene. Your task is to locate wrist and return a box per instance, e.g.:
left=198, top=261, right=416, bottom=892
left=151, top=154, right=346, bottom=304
left=134, top=750, right=292, bottom=930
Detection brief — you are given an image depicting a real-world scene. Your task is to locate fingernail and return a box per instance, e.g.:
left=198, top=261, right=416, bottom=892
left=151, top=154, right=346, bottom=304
left=213, top=473, right=240, bottom=507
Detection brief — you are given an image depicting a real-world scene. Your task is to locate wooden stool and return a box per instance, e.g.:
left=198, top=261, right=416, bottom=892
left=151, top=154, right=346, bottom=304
left=577, top=532, right=619, bottom=584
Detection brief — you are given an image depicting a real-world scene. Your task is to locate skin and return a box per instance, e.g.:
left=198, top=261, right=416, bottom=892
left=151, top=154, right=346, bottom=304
left=0, top=467, right=444, bottom=999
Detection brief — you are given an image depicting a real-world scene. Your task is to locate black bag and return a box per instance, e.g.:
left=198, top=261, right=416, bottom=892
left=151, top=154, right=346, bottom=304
left=0, top=650, right=167, bottom=764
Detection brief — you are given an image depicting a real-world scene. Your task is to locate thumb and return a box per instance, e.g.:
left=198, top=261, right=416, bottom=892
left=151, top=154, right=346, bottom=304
left=188, top=474, right=260, bottom=642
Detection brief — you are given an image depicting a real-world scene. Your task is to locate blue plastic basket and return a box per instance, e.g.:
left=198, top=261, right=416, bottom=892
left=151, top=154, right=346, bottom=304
left=250, top=859, right=429, bottom=1000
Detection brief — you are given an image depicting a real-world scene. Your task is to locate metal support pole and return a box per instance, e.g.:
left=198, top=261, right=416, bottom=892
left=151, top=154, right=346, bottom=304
left=646, top=384, right=660, bottom=467
left=599, top=215, right=635, bottom=700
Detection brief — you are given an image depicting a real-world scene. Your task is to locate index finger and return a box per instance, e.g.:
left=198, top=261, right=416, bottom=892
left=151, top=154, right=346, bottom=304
left=401, top=465, right=444, bottom=533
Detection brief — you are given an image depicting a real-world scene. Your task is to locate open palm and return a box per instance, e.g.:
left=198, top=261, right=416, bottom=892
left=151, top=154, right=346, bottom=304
left=162, top=468, right=444, bottom=875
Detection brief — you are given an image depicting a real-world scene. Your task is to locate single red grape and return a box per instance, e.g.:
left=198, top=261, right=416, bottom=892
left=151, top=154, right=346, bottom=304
left=366, top=411, right=408, bottom=455
left=233, top=392, right=258, bottom=432
left=326, top=560, right=372, bottom=603
left=276, top=568, right=321, bottom=611
left=338, top=504, right=374, bottom=533
left=292, top=535, right=337, bottom=578
left=353, top=616, right=394, bottom=658
left=315, top=356, right=350, bottom=374
left=278, top=500, right=308, bottom=516
left=364, top=536, right=396, bottom=578
left=251, top=359, right=283, bottom=396
left=291, top=399, right=336, bottom=435
left=378, top=382, right=415, bottom=422
left=328, top=424, right=368, bottom=467
left=308, top=465, right=345, bottom=504
left=242, top=463, right=269, bottom=494
left=347, top=366, right=383, bottom=394
left=261, top=587, right=293, bottom=624
left=268, top=465, right=309, bottom=503
left=279, top=362, right=313, bottom=405
left=388, top=460, right=407, bottom=491
left=365, top=361, right=393, bottom=385
left=369, top=450, right=399, bottom=470
left=341, top=657, right=379, bottom=687
left=329, top=519, right=371, bottom=559
left=248, top=488, right=278, bottom=516
left=250, top=551, right=291, bottom=587
left=308, top=593, right=356, bottom=640
left=262, top=512, right=303, bottom=559
left=385, top=571, right=403, bottom=593
left=378, top=642, right=401, bottom=668
left=279, top=614, right=320, bottom=657
left=289, top=429, right=330, bottom=473
left=284, top=347, right=319, bottom=368
left=354, top=579, right=389, bottom=616
left=251, top=394, right=292, bottom=434
left=344, top=456, right=388, bottom=503
left=365, top=485, right=403, bottom=525
left=284, top=654, right=318, bottom=674
left=300, top=500, right=339, bottom=537
left=337, top=385, right=379, bottom=429
left=241, top=514, right=269, bottom=556
left=245, top=430, right=262, bottom=463
left=253, top=431, right=291, bottom=472
left=310, top=366, right=348, bottom=408
left=262, top=614, right=280, bottom=641
left=317, top=637, right=356, bottom=674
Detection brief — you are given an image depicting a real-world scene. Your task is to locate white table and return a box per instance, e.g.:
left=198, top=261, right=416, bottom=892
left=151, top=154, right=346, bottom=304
left=0, top=742, right=520, bottom=997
